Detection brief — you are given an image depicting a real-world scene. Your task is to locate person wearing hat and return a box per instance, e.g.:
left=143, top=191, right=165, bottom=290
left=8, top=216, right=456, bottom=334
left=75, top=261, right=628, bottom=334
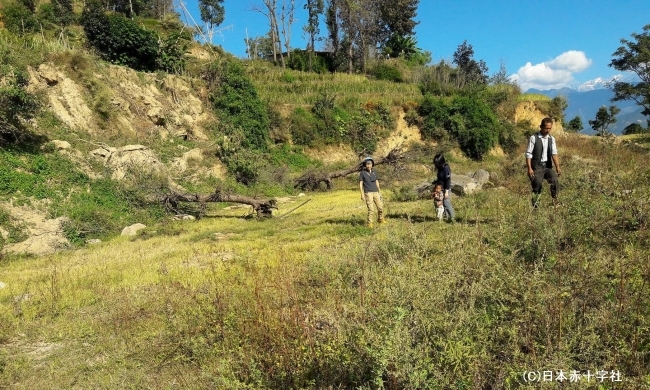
left=359, top=157, right=385, bottom=227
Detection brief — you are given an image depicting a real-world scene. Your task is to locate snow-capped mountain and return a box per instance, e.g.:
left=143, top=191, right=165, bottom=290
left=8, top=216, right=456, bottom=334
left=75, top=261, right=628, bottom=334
left=576, top=75, right=625, bottom=92
left=526, top=77, right=645, bottom=134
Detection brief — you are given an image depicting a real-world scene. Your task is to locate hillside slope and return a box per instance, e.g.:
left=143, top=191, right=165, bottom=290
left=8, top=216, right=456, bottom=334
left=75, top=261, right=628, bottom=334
left=1, top=133, right=649, bottom=388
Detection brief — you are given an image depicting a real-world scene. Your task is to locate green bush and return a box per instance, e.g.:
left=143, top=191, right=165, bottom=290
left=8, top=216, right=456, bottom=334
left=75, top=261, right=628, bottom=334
left=289, top=107, right=320, bottom=147
left=2, top=4, right=39, bottom=35
left=417, top=94, right=498, bottom=159
left=623, top=123, right=647, bottom=135
left=371, top=63, right=404, bottom=82
left=289, top=96, right=394, bottom=153
left=287, top=49, right=331, bottom=73
left=81, top=1, right=159, bottom=72
left=156, top=32, right=189, bottom=74
left=0, top=64, right=40, bottom=143
left=206, top=60, right=270, bottom=152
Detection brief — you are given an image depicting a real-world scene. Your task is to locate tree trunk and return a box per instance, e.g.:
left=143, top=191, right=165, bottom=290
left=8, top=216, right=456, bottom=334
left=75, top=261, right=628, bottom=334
left=294, top=146, right=406, bottom=191
left=162, top=189, right=278, bottom=218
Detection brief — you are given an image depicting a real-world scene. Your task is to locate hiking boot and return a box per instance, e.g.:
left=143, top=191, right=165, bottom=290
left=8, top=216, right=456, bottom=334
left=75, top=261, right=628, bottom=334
left=367, top=223, right=373, bottom=228
left=378, top=219, right=386, bottom=225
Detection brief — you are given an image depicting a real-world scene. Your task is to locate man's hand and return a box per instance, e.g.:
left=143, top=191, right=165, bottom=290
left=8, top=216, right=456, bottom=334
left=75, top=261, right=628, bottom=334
left=556, top=167, right=562, bottom=177
left=528, top=168, right=535, bottom=179
left=361, top=194, right=365, bottom=202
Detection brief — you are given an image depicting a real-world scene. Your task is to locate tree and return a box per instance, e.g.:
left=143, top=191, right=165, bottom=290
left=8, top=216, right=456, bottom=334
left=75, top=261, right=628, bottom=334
left=279, top=0, right=297, bottom=61
left=384, top=33, right=418, bottom=59
left=452, top=40, right=489, bottom=86
left=303, top=0, right=324, bottom=71
left=589, top=105, right=620, bottom=136
left=566, top=116, right=584, bottom=133
left=51, top=0, right=75, bottom=27
left=249, top=0, right=285, bottom=67
left=378, top=0, right=419, bottom=38
left=489, top=60, right=518, bottom=89
left=548, top=95, right=568, bottom=124
left=245, top=34, right=275, bottom=60
left=622, top=123, right=647, bottom=135
left=198, top=0, right=225, bottom=44
left=609, top=24, right=650, bottom=119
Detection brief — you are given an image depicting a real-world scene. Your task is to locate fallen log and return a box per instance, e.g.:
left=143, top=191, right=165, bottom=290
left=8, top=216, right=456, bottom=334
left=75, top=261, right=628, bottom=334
left=294, top=146, right=406, bottom=191
left=162, top=188, right=278, bottom=218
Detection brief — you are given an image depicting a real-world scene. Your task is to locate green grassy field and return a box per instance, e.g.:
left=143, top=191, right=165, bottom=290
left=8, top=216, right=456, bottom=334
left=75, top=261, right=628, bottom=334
left=1, top=135, right=649, bottom=389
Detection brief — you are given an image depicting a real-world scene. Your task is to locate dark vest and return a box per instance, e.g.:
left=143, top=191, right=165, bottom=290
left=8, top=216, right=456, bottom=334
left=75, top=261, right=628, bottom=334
left=531, top=134, right=553, bottom=169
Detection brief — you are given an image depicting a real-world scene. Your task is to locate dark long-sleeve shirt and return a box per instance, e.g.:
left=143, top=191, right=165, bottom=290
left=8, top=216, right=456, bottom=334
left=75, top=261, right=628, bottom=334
left=436, top=165, right=452, bottom=191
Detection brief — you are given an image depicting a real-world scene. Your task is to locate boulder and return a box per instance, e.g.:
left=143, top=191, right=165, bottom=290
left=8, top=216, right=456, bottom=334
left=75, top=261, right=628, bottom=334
left=51, top=140, right=71, bottom=150
left=414, top=181, right=433, bottom=198
left=121, top=223, right=146, bottom=236
left=469, top=169, right=490, bottom=185
left=451, top=174, right=481, bottom=196
left=90, top=145, right=166, bottom=181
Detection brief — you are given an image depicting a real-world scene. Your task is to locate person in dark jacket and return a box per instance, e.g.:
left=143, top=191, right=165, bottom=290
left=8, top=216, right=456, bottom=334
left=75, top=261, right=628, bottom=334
left=525, top=117, right=562, bottom=208
left=433, top=153, right=455, bottom=222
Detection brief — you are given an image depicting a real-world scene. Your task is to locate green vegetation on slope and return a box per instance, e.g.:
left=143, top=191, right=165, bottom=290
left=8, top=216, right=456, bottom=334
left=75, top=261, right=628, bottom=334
left=1, top=136, right=649, bottom=388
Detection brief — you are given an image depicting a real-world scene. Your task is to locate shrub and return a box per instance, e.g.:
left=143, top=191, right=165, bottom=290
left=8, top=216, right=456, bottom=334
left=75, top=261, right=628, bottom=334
left=287, top=49, right=330, bottom=73
left=81, top=1, right=159, bottom=71
left=417, top=94, right=498, bottom=159
left=156, top=32, right=189, bottom=74
left=372, top=63, right=404, bottom=82
left=289, top=107, right=319, bottom=146
left=206, top=59, right=270, bottom=152
left=2, top=4, right=39, bottom=35
left=0, top=64, right=40, bottom=143
left=623, top=123, right=647, bottom=135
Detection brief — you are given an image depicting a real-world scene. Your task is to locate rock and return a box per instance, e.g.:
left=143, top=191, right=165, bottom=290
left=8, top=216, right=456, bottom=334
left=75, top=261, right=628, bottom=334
left=37, top=64, right=61, bottom=86
left=121, top=223, right=146, bottom=236
left=90, top=144, right=166, bottom=181
left=0, top=281, right=6, bottom=289
left=169, top=148, right=204, bottom=174
left=173, top=214, right=196, bottom=221
left=469, top=169, right=490, bottom=185
left=0, top=227, right=8, bottom=240
left=51, top=140, right=71, bottom=150
left=146, top=106, right=166, bottom=126
left=298, top=193, right=306, bottom=197
left=86, top=239, right=102, bottom=245
left=451, top=174, right=481, bottom=196
left=3, top=216, right=70, bottom=256
left=414, top=181, right=433, bottom=198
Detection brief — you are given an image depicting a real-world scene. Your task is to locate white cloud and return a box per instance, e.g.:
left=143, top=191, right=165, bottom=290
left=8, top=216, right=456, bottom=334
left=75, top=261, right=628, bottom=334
left=512, top=51, right=593, bottom=91
left=546, top=51, right=592, bottom=73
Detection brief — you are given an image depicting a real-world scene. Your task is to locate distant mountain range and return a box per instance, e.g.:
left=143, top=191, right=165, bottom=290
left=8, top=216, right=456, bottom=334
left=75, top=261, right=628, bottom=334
left=525, top=77, right=646, bottom=135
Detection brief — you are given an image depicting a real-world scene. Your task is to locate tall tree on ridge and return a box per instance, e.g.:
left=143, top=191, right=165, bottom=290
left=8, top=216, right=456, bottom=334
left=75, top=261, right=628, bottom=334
left=304, top=0, right=325, bottom=71
left=198, top=0, right=225, bottom=44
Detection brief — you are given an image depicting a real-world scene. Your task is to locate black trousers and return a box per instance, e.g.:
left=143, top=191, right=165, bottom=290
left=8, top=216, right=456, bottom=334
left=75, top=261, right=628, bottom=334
left=531, top=164, right=558, bottom=198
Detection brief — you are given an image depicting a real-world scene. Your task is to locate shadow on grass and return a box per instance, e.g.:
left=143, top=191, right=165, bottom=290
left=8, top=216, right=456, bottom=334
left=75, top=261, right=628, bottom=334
left=386, top=213, right=438, bottom=223
left=324, top=217, right=366, bottom=226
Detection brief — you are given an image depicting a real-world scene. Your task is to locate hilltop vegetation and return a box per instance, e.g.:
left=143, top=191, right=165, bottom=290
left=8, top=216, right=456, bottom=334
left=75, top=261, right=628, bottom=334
left=1, top=1, right=649, bottom=389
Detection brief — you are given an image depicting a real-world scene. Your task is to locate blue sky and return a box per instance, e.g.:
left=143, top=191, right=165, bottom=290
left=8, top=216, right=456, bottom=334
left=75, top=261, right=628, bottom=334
left=177, top=0, right=650, bottom=91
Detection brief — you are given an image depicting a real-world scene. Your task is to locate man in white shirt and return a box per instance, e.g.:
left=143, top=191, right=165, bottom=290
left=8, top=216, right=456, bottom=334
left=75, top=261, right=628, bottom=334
left=525, top=117, right=562, bottom=208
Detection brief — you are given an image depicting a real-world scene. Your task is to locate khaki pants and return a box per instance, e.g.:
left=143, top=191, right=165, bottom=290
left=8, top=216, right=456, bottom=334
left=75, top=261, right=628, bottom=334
left=364, top=192, right=384, bottom=225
